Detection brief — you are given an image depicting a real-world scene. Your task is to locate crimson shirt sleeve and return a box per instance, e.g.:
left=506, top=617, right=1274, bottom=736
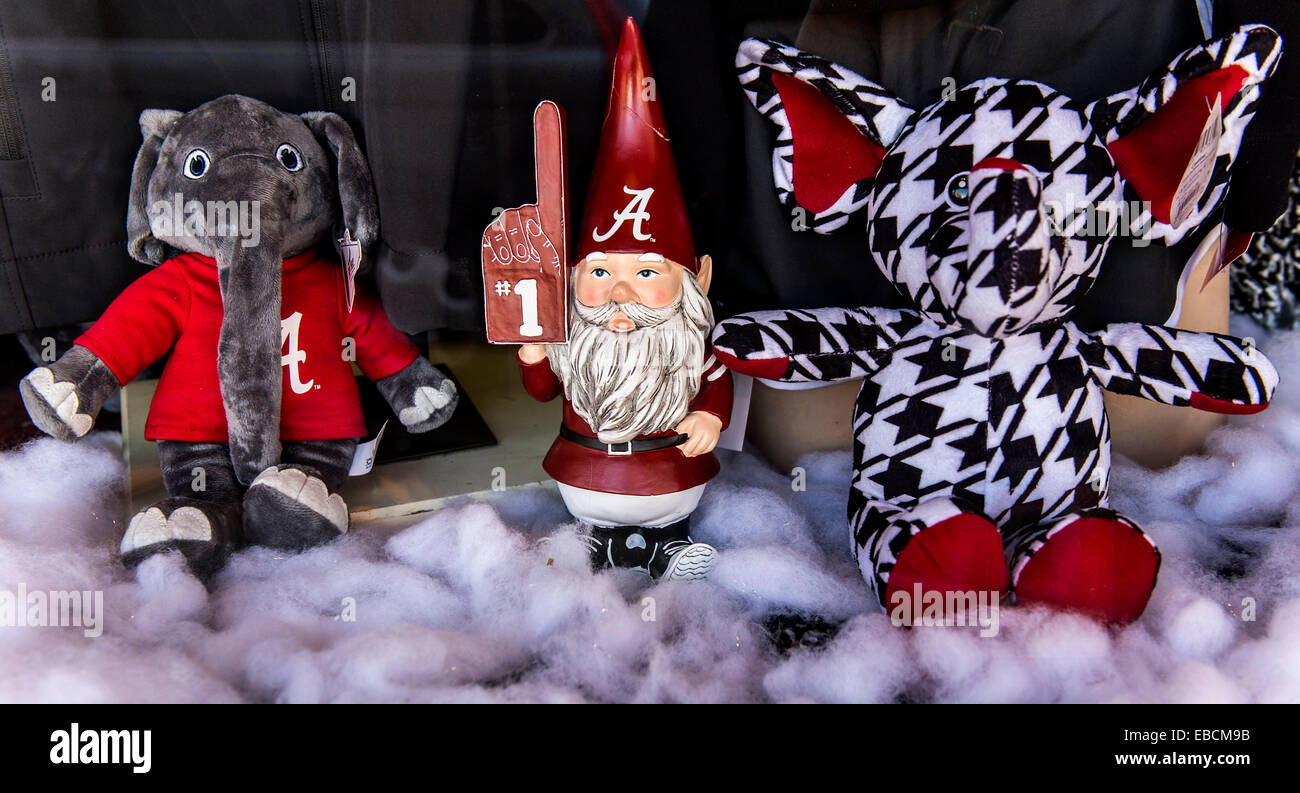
left=75, top=261, right=189, bottom=385
left=345, top=281, right=420, bottom=381
left=519, top=355, right=562, bottom=402
left=688, top=350, right=733, bottom=430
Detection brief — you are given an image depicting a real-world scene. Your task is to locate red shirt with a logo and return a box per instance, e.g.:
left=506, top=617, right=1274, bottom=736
left=77, top=251, right=419, bottom=442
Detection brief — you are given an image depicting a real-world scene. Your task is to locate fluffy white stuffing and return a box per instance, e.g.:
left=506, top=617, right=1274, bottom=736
left=0, top=318, right=1297, bottom=703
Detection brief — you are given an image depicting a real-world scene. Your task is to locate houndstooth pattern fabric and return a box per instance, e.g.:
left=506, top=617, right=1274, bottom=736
left=1085, top=24, right=1281, bottom=244
left=843, top=322, right=1113, bottom=533
left=1231, top=154, right=1300, bottom=330
left=714, top=307, right=1276, bottom=603
left=737, top=27, right=1281, bottom=327
left=876, top=79, right=1127, bottom=335
left=1081, top=323, right=1276, bottom=407
left=738, top=39, right=1132, bottom=333
left=855, top=495, right=968, bottom=605
left=720, top=26, right=1282, bottom=610
left=709, top=305, right=924, bottom=383
left=736, top=38, right=914, bottom=234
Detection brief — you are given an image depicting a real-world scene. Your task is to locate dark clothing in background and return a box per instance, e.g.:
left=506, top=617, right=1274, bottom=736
left=643, top=0, right=1300, bottom=329
left=0, top=0, right=612, bottom=337
left=0, top=1, right=1294, bottom=339
left=1231, top=156, right=1300, bottom=329
left=1217, top=0, right=1300, bottom=233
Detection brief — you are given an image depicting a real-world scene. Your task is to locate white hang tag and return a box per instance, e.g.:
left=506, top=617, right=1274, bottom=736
left=716, top=374, right=753, bottom=453
left=339, top=229, right=363, bottom=313
left=349, top=420, right=388, bottom=476
left=1169, top=94, right=1222, bottom=229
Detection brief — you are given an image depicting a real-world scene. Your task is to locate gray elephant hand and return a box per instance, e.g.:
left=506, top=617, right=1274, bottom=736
left=377, top=357, right=459, bottom=434
left=19, top=345, right=120, bottom=442
left=398, top=381, right=458, bottom=431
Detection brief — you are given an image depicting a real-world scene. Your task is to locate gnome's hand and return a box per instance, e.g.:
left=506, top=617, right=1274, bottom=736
left=676, top=411, right=722, bottom=458
left=518, top=344, right=548, bottom=365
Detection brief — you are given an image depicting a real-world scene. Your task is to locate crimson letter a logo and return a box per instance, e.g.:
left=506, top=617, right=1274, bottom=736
left=281, top=312, right=314, bottom=394
left=592, top=186, right=654, bottom=242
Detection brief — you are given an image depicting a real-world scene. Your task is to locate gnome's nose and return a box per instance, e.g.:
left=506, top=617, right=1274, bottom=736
left=610, top=280, right=636, bottom=303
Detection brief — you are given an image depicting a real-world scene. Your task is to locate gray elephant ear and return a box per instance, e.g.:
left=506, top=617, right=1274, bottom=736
left=127, top=108, right=183, bottom=265
left=300, top=112, right=379, bottom=263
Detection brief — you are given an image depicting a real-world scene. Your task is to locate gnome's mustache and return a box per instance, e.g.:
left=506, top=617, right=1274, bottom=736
left=547, top=272, right=713, bottom=444
left=572, top=294, right=682, bottom=329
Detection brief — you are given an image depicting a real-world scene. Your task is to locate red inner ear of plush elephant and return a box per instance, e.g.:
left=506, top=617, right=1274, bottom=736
left=1106, top=65, right=1249, bottom=225
left=772, top=72, right=886, bottom=214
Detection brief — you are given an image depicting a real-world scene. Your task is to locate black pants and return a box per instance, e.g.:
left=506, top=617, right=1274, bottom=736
left=156, top=439, right=357, bottom=502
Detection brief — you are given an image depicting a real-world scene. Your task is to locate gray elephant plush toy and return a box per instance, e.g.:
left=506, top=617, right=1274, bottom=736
left=20, top=94, right=458, bottom=575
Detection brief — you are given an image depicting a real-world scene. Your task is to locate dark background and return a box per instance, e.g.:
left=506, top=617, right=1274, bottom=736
left=0, top=0, right=1294, bottom=344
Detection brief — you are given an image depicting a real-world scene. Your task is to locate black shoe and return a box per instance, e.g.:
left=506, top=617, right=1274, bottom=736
left=647, top=537, right=717, bottom=580
left=645, top=519, right=717, bottom=581
left=579, top=531, right=609, bottom=570
left=585, top=525, right=656, bottom=571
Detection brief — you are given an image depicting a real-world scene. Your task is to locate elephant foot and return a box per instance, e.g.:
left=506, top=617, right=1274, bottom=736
left=857, top=497, right=1009, bottom=619
left=884, top=513, right=1008, bottom=615
left=1011, top=509, right=1160, bottom=626
left=243, top=464, right=348, bottom=551
left=120, top=497, right=240, bottom=578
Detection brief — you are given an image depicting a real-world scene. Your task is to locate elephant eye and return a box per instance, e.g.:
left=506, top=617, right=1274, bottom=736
left=946, top=172, right=970, bottom=208
left=276, top=143, right=303, bottom=172
left=183, top=149, right=210, bottom=179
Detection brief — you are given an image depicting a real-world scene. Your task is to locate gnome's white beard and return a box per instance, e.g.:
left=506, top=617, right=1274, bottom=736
left=548, top=273, right=713, bottom=445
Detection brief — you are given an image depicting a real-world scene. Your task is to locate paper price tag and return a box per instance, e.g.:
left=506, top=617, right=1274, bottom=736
left=1170, top=95, right=1222, bottom=228
left=349, top=420, right=388, bottom=476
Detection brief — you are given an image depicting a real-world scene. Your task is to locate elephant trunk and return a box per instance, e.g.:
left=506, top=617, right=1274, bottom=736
left=961, top=158, right=1055, bottom=333
left=216, top=236, right=284, bottom=485
left=966, top=158, right=1052, bottom=288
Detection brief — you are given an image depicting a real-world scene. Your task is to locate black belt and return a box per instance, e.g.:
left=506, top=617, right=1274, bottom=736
left=559, top=425, right=687, bottom=455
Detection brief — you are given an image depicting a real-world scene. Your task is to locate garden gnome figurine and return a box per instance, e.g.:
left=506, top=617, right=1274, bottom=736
left=517, top=17, right=733, bottom=580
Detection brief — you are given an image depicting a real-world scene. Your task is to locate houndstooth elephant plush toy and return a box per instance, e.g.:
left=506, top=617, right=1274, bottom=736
left=712, top=25, right=1282, bottom=624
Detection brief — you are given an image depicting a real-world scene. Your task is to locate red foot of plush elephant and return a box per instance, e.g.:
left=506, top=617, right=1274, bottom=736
left=884, top=512, right=1009, bottom=615
left=1010, top=510, right=1161, bottom=625
left=858, top=497, right=1009, bottom=625
left=861, top=498, right=1159, bottom=626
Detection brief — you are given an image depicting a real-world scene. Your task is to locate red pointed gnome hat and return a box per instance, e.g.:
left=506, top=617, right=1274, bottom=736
left=576, top=17, right=697, bottom=273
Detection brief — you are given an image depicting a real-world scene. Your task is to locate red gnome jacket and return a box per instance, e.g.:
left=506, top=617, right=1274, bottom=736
left=77, top=251, right=419, bottom=443
left=520, top=352, right=733, bottom=496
